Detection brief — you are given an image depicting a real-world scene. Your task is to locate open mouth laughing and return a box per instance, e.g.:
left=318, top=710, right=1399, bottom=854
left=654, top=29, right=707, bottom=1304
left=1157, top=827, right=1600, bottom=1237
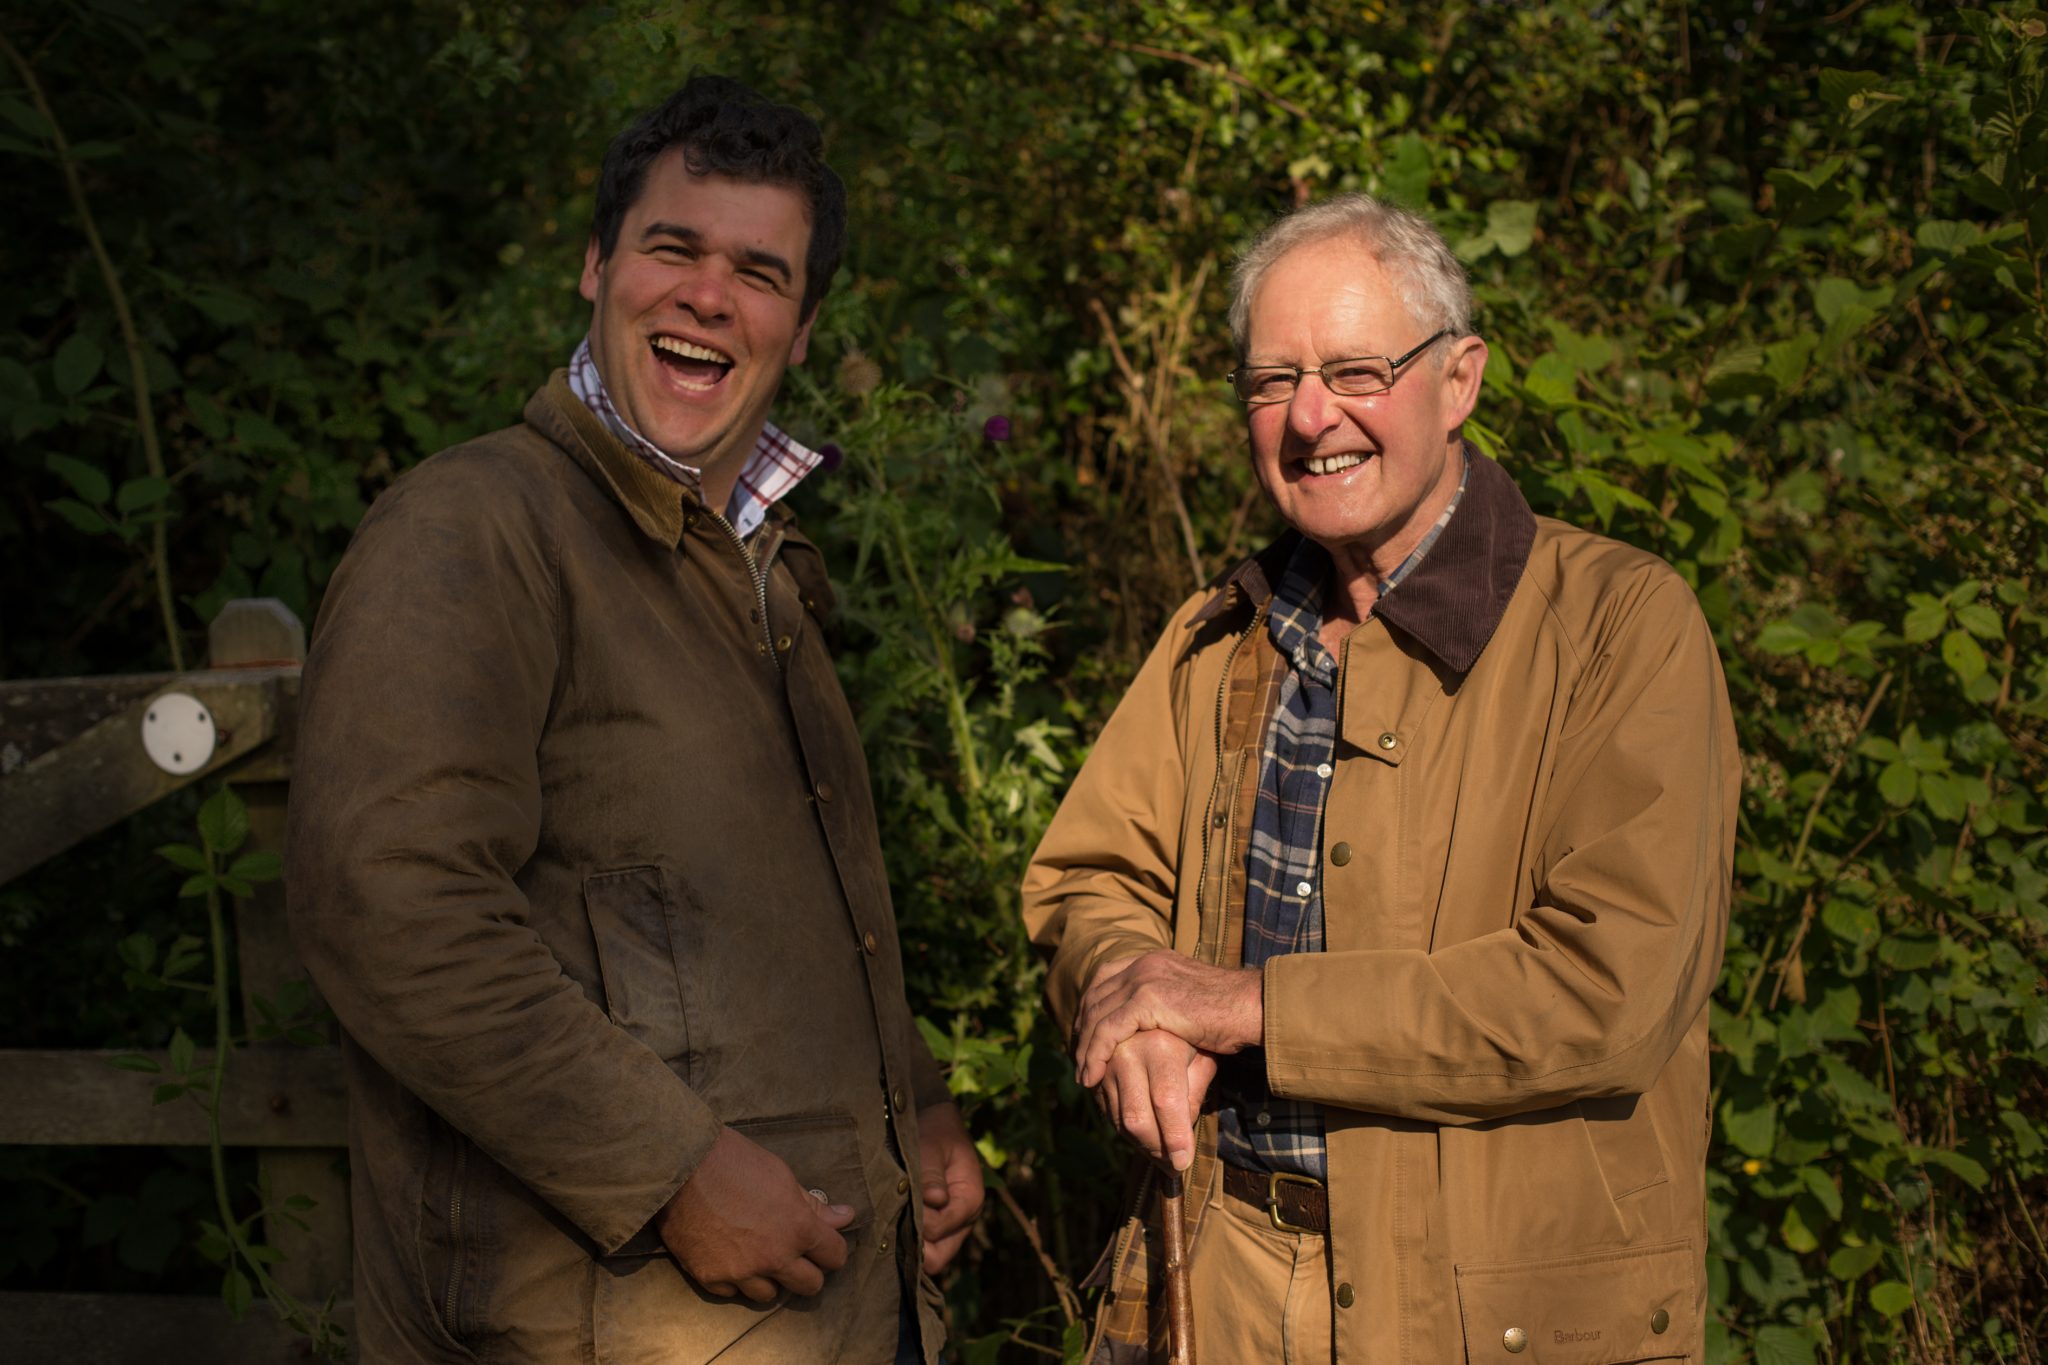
left=651, top=334, right=734, bottom=392
left=1299, top=451, right=1371, bottom=477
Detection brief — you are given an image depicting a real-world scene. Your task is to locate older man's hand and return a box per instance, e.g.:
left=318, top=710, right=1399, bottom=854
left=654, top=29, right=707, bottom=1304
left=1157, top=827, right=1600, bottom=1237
left=1075, top=950, right=1263, bottom=1090
left=915, top=1100, right=985, bottom=1274
left=1098, top=1029, right=1220, bottom=1171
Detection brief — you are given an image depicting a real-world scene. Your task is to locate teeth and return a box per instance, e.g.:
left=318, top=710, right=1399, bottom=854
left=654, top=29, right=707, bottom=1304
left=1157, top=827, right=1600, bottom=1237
left=1304, top=453, right=1367, bottom=475
left=652, top=336, right=732, bottom=365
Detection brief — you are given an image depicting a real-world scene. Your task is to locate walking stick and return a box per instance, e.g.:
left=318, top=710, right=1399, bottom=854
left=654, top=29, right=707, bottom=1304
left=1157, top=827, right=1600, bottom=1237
left=1160, top=1166, right=1195, bottom=1365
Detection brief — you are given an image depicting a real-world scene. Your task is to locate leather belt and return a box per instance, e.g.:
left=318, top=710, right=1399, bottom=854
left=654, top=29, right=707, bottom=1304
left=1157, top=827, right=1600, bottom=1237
left=1221, top=1161, right=1328, bottom=1235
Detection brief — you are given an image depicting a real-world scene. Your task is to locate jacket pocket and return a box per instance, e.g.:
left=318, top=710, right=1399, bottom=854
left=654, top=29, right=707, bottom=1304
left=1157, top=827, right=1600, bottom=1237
left=417, top=1121, right=477, bottom=1352
left=1455, top=1240, right=1698, bottom=1363
left=1580, top=1094, right=1670, bottom=1201
left=584, top=866, right=693, bottom=1069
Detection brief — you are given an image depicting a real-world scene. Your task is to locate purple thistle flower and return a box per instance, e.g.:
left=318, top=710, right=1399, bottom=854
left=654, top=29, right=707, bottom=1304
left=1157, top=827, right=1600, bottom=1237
left=983, top=415, right=1012, bottom=442
left=817, top=442, right=844, bottom=472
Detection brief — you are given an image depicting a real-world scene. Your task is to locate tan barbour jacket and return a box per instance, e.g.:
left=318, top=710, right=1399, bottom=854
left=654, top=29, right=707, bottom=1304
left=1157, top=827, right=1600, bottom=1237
left=287, top=376, right=949, bottom=1362
left=1023, top=450, right=1740, bottom=1364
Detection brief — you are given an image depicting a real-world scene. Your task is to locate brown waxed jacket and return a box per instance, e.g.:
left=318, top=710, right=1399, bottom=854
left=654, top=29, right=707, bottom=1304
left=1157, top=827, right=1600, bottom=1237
left=1022, top=451, right=1739, bottom=1364
left=286, top=376, right=949, bottom=1363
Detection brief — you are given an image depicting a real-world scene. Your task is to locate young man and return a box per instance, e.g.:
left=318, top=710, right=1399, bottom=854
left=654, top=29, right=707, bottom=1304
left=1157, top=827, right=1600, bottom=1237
left=1025, top=195, right=1737, bottom=1362
left=288, top=76, right=980, bottom=1363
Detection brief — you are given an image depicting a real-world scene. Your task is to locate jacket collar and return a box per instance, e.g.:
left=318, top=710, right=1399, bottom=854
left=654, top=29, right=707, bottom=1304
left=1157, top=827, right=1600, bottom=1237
left=1189, top=446, right=1536, bottom=676
left=527, top=371, right=803, bottom=551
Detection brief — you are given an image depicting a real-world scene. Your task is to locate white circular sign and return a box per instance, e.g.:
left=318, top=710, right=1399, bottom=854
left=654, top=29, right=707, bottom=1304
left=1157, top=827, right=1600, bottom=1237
left=141, top=692, right=217, bottom=775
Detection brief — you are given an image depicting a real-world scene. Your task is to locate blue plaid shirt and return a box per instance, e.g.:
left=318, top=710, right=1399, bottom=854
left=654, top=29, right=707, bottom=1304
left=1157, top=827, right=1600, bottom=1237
left=1216, top=456, right=1470, bottom=1180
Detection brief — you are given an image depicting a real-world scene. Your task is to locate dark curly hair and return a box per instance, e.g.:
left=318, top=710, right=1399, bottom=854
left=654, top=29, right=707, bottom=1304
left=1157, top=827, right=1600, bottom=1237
left=591, top=75, right=846, bottom=322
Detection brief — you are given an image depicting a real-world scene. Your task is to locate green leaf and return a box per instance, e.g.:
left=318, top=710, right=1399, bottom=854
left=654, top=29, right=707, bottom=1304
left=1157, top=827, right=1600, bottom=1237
left=156, top=843, right=209, bottom=873
left=1941, top=629, right=1988, bottom=685
left=116, top=476, right=173, bottom=514
left=1869, top=1280, right=1914, bottom=1316
left=151, top=1082, right=189, bottom=1105
left=1911, top=1146, right=1990, bottom=1189
left=1828, top=1242, right=1883, bottom=1280
left=228, top=849, right=283, bottom=883
left=1954, top=602, right=2004, bottom=639
left=1877, top=761, right=1917, bottom=806
left=106, top=1053, right=161, bottom=1073
left=1798, top=1166, right=1844, bottom=1220
left=1901, top=596, right=1947, bottom=642
left=198, top=787, right=250, bottom=856
left=1722, top=1098, right=1777, bottom=1157
left=178, top=872, right=217, bottom=899
left=221, top=1266, right=253, bottom=1318
left=1521, top=352, right=1578, bottom=408
left=1757, top=621, right=1810, bottom=654
left=1753, top=1323, right=1819, bottom=1365
left=168, top=1028, right=196, bottom=1076
left=46, top=452, right=111, bottom=504
left=53, top=334, right=104, bottom=395
left=46, top=498, right=109, bottom=535
left=1486, top=199, right=1538, bottom=256
left=1915, top=219, right=1983, bottom=255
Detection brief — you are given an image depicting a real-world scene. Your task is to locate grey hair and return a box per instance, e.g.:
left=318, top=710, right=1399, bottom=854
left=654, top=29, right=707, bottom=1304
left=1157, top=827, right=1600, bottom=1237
left=1227, top=194, right=1474, bottom=359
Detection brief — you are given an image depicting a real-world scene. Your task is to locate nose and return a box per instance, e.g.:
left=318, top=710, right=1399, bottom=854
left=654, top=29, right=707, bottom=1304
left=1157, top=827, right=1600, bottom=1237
left=1285, top=371, right=1341, bottom=444
left=670, top=259, right=735, bottom=323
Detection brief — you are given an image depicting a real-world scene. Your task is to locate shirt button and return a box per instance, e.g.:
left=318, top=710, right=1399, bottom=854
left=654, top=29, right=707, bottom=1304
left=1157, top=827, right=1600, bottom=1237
left=1316, top=762, right=1333, bottom=779
left=1254, top=1110, right=1271, bottom=1128
left=862, top=930, right=879, bottom=954
left=1377, top=732, right=1398, bottom=751
left=1330, top=841, right=1352, bottom=866
left=1295, top=880, right=1313, bottom=897
left=1336, top=1282, right=1356, bottom=1309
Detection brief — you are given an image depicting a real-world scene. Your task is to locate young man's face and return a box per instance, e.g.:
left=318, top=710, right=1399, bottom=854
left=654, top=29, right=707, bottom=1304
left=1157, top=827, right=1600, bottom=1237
left=1243, top=236, right=1485, bottom=566
left=580, top=157, right=814, bottom=498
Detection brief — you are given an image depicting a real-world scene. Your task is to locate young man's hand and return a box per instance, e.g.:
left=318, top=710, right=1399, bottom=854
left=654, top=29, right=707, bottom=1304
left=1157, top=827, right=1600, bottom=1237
left=657, top=1126, right=856, bottom=1301
left=915, top=1100, right=985, bottom=1273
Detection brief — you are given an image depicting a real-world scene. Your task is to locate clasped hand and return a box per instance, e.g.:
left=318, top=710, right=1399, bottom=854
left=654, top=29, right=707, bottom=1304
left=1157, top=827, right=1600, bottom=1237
left=1072, top=951, right=1263, bottom=1171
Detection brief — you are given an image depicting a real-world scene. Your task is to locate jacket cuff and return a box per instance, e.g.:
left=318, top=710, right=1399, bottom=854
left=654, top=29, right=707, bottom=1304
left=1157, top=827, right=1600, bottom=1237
left=581, top=1079, right=725, bottom=1256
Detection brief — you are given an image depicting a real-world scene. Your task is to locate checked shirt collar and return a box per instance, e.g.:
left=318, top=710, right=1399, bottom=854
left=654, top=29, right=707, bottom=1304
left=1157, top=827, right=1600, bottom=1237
left=568, top=336, right=822, bottom=539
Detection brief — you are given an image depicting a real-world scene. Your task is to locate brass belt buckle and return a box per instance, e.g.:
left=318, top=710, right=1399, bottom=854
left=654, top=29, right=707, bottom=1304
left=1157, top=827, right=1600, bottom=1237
left=1265, top=1170, right=1323, bottom=1233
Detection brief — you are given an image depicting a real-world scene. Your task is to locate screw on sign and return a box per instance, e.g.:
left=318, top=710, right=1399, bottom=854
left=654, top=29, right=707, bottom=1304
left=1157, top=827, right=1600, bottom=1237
left=141, top=692, right=217, bottom=775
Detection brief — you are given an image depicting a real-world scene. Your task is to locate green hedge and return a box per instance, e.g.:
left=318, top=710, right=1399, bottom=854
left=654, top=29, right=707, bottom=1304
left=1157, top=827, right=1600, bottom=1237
left=3, top=2, right=2042, bottom=1361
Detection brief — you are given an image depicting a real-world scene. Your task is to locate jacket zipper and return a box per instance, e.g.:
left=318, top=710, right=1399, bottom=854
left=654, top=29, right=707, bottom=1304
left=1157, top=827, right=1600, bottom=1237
left=1194, top=606, right=1266, bottom=945
left=442, top=1139, right=467, bottom=1336
left=709, top=511, right=779, bottom=672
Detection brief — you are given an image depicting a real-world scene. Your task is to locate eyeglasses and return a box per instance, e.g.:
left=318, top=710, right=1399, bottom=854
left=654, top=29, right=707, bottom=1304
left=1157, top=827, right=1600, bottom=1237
left=1226, top=329, right=1454, bottom=405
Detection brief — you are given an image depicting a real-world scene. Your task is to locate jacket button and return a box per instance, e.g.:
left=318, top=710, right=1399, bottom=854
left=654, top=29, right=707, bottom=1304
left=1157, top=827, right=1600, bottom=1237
left=1503, top=1326, right=1528, bottom=1353
left=817, top=781, right=835, bottom=802
left=1330, top=841, right=1352, bottom=866
left=897, top=1176, right=910, bottom=1195
left=892, top=1087, right=908, bottom=1111
left=1212, top=808, right=1227, bottom=827
left=1335, top=1282, right=1355, bottom=1309
left=1651, top=1309, right=1670, bottom=1334
left=1377, top=732, right=1398, bottom=750
left=862, top=930, right=879, bottom=955
left=777, top=634, right=792, bottom=651
left=878, top=1237, right=890, bottom=1252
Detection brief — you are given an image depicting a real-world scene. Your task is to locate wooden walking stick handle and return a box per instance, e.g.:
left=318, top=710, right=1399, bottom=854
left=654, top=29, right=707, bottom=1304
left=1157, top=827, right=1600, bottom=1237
left=1161, top=1167, right=1195, bottom=1365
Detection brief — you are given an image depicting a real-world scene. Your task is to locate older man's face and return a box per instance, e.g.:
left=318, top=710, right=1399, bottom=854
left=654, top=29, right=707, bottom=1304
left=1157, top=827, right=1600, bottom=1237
left=1244, top=237, right=1485, bottom=567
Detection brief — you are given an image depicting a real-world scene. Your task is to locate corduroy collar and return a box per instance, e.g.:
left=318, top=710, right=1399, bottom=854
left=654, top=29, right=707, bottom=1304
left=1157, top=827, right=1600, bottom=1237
left=1190, top=445, right=1536, bottom=677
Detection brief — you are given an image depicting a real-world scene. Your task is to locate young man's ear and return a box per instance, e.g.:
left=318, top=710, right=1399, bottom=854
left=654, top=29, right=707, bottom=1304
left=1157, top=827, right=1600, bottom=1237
left=578, top=236, right=604, bottom=304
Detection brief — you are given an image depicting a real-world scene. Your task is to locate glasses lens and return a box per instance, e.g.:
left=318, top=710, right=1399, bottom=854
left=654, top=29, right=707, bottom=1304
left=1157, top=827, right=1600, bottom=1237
left=1324, top=359, right=1395, bottom=395
left=1234, top=368, right=1296, bottom=403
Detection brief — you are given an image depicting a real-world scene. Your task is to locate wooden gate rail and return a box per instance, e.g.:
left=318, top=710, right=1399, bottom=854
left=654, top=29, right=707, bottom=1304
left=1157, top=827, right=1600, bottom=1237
left=0, top=599, right=352, bottom=1362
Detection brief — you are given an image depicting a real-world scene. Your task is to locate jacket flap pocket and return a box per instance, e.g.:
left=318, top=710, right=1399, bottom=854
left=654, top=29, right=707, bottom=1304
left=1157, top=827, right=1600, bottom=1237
left=1456, top=1240, right=1697, bottom=1362
left=584, top=866, right=689, bottom=1061
left=733, top=1111, right=875, bottom=1232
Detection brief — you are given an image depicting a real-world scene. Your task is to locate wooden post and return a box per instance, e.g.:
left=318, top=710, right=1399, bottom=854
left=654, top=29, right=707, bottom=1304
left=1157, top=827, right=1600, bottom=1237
left=209, top=600, right=349, bottom=1306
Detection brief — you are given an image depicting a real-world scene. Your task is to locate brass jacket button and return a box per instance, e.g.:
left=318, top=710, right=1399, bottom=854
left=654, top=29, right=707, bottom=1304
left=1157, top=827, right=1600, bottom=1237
left=1335, top=1282, right=1355, bottom=1309
left=1377, top=732, right=1398, bottom=750
left=1330, top=841, right=1352, bottom=866
left=1503, top=1326, right=1528, bottom=1353
left=816, top=781, right=835, bottom=802
left=862, top=930, right=879, bottom=954
left=1651, top=1308, right=1671, bottom=1334
left=891, top=1087, right=908, bottom=1112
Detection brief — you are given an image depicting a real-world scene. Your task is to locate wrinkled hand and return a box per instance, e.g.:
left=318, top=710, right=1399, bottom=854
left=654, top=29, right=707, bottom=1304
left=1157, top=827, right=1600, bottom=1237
left=657, top=1126, right=855, bottom=1302
left=1098, top=1029, right=1219, bottom=1171
left=915, top=1100, right=985, bottom=1274
left=1075, top=951, right=1263, bottom=1090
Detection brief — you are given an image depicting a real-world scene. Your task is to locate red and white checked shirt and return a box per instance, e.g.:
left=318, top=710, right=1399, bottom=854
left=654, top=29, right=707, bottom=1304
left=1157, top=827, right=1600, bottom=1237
left=567, top=337, right=822, bottom=538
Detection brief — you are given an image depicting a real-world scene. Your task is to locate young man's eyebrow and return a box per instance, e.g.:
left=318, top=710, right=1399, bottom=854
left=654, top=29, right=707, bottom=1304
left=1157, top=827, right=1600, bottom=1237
left=639, top=223, right=794, bottom=284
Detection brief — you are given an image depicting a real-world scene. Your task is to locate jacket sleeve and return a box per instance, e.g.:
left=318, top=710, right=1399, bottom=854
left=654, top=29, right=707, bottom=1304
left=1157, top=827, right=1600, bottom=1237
left=1021, top=594, right=1207, bottom=1035
left=285, top=455, right=720, bottom=1253
left=1262, top=576, right=1739, bottom=1124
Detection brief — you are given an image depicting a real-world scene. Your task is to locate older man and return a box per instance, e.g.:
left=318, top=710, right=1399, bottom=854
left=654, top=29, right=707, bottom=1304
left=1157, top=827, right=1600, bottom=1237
left=288, top=76, right=979, bottom=1362
left=1023, top=195, right=1737, bottom=1363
